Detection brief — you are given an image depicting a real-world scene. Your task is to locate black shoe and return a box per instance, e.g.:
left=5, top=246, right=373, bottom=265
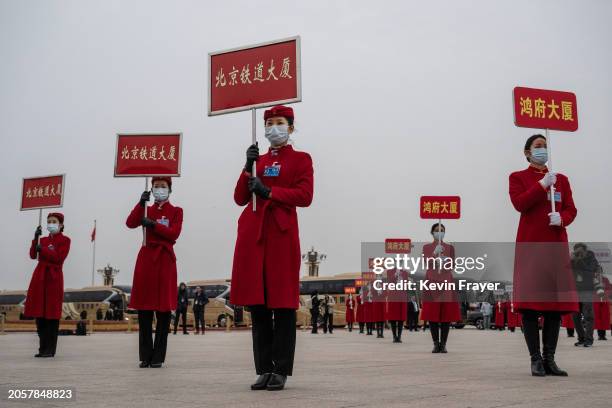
left=183, top=332, right=189, bottom=335
left=392, top=337, right=399, bottom=343
left=432, top=342, right=441, bottom=353
left=530, top=356, right=546, bottom=377
left=250, top=373, right=272, bottom=390
left=567, top=334, right=574, bottom=337
left=574, top=340, right=585, bottom=347
left=439, top=344, right=448, bottom=353
left=139, top=361, right=150, bottom=368
left=35, top=353, right=53, bottom=358
left=583, top=341, right=593, bottom=348
left=397, top=338, right=402, bottom=343
left=150, top=362, right=163, bottom=368
left=598, top=336, right=607, bottom=341
left=266, top=374, right=287, bottom=391
left=543, top=357, right=568, bottom=376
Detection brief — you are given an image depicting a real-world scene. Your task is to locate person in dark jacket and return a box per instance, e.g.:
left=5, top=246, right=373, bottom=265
left=173, top=282, right=189, bottom=335
left=310, top=291, right=320, bottom=334
left=571, top=243, right=600, bottom=347
left=193, top=286, right=208, bottom=335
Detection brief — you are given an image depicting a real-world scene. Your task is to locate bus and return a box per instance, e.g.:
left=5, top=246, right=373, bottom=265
left=62, top=286, right=129, bottom=321
left=0, top=291, right=27, bottom=320
left=185, top=279, right=251, bottom=327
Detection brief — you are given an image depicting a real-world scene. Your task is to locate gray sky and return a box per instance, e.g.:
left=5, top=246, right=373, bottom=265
left=1, top=0, right=611, bottom=290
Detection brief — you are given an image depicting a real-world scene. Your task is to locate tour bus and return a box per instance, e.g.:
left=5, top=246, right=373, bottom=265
left=185, top=279, right=251, bottom=327
left=61, top=286, right=129, bottom=321
left=297, top=273, right=362, bottom=327
left=0, top=290, right=27, bottom=320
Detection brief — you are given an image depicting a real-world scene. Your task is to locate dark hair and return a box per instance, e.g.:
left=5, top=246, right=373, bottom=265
left=80, top=310, right=88, bottom=319
left=573, top=242, right=587, bottom=251
left=430, top=223, right=445, bottom=234
left=524, top=134, right=546, bottom=162
left=267, top=116, right=294, bottom=126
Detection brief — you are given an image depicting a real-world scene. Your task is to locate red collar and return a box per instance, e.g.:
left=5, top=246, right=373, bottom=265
left=527, top=165, right=548, bottom=174
left=268, top=144, right=293, bottom=156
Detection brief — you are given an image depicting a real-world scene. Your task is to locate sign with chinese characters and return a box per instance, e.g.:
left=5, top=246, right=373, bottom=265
left=115, top=133, right=182, bottom=177
left=344, top=287, right=356, bottom=294
left=385, top=238, right=412, bottom=254
left=354, top=279, right=367, bottom=287
left=21, top=174, right=65, bottom=210
left=513, top=87, right=578, bottom=131
left=208, top=36, right=301, bottom=115
left=420, top=196, right=461, bottom=219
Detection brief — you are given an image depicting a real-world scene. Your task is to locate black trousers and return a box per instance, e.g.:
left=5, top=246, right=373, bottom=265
left=323, top=312, right=333, bottom=333
left=407, top=312, right=419, bottom=331
left=521, top=310, right=561, bottom=361
left=358, top=322, right=365, bottom=333
left=310, top=310, right=319, bottom=333
left=250, top=306, right=296, bottom=376
left=138, top=310, right=171, bottom=364
left=35, top=318, right=59, bottom=355
left=572, top=302, right=594, bottom=343
left=193, top=307, right=205, bottom=333
left=429, top=322, right=450, bottom=345
left=390, top=320, right=404, bottom=339
left=173, top=308, right=187, bottom=334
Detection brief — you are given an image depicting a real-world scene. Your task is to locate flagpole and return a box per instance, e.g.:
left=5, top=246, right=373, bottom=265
left=91, top=220, right=96, bottom=286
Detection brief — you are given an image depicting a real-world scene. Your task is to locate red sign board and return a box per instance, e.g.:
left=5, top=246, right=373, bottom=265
left=385, top=238, right=411, bottom=254
left=513, top=87, right=578, bottom=131
left=420, top=196, right=461, bottom=219
left=208, top=36, right=301, bottom=115
left=355, top=279, right=366, bottom=287
left=344, top=287, right=356, bottom=294
left=21, top=174, right=65, bottom=210
left=115, top=133, right=182, bottom=177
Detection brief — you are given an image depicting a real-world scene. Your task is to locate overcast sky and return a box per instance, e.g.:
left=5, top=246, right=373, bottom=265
left=1, top=0, right=611, bottom=290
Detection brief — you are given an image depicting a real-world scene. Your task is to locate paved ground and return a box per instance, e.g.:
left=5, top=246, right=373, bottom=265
left=0, top=327, right=611, bottom=408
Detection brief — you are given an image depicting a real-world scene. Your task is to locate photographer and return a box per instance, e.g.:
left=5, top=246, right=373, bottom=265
left=571, top=243, right=600, bottom=347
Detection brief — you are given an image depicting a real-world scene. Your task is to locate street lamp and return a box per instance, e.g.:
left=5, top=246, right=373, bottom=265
left=97, top=264, right=119, bottom=287
left=302, top=246, right=327, bottom=277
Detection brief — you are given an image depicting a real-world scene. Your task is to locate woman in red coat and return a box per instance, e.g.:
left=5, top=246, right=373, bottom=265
left=594, top=276, right=611, bottom=340
left=386, top=269, right=408, bottom=343
left=24, top=212, right=70, bottom=357
left=362, top=282, right=375, bottom=335
left=356, top=291, right=365, bottom=333
left=509, top=134, right=578, bottom=376
left=507, top=300, right=521, bottom=332
left=345, top=293, right=356, bottom=332
left=230, top=105, right=313, bottom=391
left=126, top=176, right=183, bottom=368
left=561, top=312, right=575, bottom=337
left=421, top=223, right=461, bottom=353
left=494, top=299, right=506, bottom=330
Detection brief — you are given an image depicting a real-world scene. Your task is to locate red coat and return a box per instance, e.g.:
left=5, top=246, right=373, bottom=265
left=494, top=301, right=505, bottom=327
left=420, top=242, right=461, bottom=323
left=561, top=313, right=575, bottom=329
left=509, top=166, right=579, bottom=313
left=355, top=295, right=365, bottom=323
left=126, top=201, right=183, bottom=312
left=594, top=277, right=611, bottom=330
left=385, top=269, right=408, bottom=321
left=345, top=295, right=355, bottom=323
left=24, top=233, right=70, bottom=319
left=231, top=145, right=314, bottom=309
left=507, top=302, right=521, bottom=328
left=362, top=285, right=375, bottom=322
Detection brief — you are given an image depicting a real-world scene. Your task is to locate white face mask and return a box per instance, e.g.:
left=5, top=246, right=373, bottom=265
left=47, top=223, right=60, bottom=234
left=152, top=187, right=169, bottom=202
left=264, top=125, right=289, bottom=146
left=433, top=231, right=445, bottom=241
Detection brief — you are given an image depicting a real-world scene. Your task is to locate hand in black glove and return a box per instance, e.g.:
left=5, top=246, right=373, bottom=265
left=248, top=177, right=271, bottom=199
left=139, top=191, right=151, bottom=207
left=244, top=143, right=259, bottom=173
left=34, top=226, right=43, bottom=240
left=141, top=217, right=156, bottom=228
left=36, top=244, right=41, bottom=253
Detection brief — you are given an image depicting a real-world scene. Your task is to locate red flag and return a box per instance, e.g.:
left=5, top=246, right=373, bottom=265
left=91, top=224, right=96, bottom=242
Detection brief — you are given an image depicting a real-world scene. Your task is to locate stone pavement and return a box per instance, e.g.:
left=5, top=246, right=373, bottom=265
left=1, top=327, right=611, bottom=408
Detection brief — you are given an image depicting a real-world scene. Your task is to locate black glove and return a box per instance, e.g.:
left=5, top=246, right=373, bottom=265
left=36, top=244, right=41, bottom=253
left=139, top=191, right=151, bottom=207
left=244, top=143, right=259, bottom=173
left=141, top=217, right=156, bottom=228
left=248, top=177, right=271, bottom=199
left=34, top=226, right=43, bottom=240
